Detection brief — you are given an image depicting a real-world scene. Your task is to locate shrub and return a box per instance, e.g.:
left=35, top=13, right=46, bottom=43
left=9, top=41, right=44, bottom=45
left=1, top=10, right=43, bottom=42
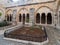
left=0, top=12, right=2, bottom=16
left=0, top=20, right=11, bottom=27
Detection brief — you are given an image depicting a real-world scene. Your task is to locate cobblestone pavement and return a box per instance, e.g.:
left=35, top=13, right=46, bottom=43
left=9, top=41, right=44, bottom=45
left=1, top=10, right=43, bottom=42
left=0, top=26, right=60, bottom=45
left=44, top=26, right=60, bottom=45
left=0, top=30, right=28, bottom=45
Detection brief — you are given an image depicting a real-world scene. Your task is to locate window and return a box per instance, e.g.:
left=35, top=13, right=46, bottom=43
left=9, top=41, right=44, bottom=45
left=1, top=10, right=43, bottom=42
left=36, top=13, right=40, bottom=23
left=7, top=15, right=9, bottom=21
left=23, top=14, right=25, bottom=24
left=47, top=13, right=52, bottom=24
left=41, top=13, right=46, bottom=24
left=26, top=13, right=29, bottom=22
left=10, top=14, right=12, bottom=21
left=19, top=14, right=21, bottom=22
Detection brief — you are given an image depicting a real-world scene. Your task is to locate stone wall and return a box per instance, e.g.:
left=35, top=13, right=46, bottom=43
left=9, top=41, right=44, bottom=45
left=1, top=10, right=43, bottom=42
left=3, top=0, right=60, bottom=27
left=0, top=5, right=5, bottom=22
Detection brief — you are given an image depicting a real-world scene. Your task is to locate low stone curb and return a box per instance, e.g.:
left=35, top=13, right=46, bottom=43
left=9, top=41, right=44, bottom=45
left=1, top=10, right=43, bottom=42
left=4, top=37, right=49, bottom=45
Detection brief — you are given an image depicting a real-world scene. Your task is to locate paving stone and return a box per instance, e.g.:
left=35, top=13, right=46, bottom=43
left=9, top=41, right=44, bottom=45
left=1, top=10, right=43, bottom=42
left=44, top=26, right=60, bottom=45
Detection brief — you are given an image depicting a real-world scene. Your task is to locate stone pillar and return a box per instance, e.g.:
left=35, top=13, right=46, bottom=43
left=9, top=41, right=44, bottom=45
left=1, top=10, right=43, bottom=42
left=46, top=15, right=47, bottom=25
left=56, top=7, right=60, bottom=29
left=57, top=6, right=60, bottom=28
left=12, top=9, right=17, bottom=25
left=40, top=14, right=41, bottom=24
left=29, top=8, right=35, bottom=26
left=54, top=12, right=58, bottom=28
left=58, top=11, right=60, bottom=26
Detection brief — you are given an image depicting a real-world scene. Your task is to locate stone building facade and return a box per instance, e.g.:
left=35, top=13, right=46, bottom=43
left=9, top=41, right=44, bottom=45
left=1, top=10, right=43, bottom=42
left=0, top=0, right=60, bottom=28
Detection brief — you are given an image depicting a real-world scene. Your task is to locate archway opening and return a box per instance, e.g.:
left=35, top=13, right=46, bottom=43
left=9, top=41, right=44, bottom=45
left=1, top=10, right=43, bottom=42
left=23, top=14, right=25, bottom=24
left=7, top=15, right=9, bottom=21
left=36, top=13, right=40, bottom=23
left=47, top=13, right=52, bottom=24
left=41, top=13, right=46, bottom=24
left=26, top=13, right=29, bottom=23
left=19, top=14, right=21, bottom=22
left=10, top=14, right=12, bottom=21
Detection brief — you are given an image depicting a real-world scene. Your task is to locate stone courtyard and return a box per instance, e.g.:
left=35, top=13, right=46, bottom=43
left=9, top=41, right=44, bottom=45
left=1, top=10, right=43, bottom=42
left=0, top=26, right=60, bottom=45
left=0, top=0, right=60, bottom=45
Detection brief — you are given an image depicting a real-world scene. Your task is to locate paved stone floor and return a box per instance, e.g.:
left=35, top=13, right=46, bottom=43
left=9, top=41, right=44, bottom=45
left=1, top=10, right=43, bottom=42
left=0, top=30, right=28, bottom=45
left=44, top=26, right=60, bottom=45
left=0, top=26, right=60, bottom=45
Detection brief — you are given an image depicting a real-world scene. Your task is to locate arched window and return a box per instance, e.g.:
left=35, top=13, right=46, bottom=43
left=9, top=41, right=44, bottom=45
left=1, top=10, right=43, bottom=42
left=26, top=13, right=29, bottom=22
left=19, top=14, right=21, bottom=22
left=41, top=13, right=46, bottom=24
left=47, top=13, right=52, bottom=24
left=10, top=14, right=12, bottom=21
left=23, top=14, right=25, bottom=24
left=36, top=13, right=40, bottom=23
left=7, top=15, right=9, bottom=21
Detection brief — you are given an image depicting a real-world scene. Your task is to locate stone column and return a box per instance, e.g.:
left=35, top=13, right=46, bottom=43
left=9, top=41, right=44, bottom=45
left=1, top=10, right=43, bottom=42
left=54, top=12, right=58, bottom=28
left=29, top=8, right=35, bottom=26
left=58, top=11, right=60, bottom=26
left=40, top=14, right=41, bottom=24
left=52, top=13, right=53, bottom=25
left=12, top=9, right=17, bottom=25
left=46, top=15, right=47, bottom=25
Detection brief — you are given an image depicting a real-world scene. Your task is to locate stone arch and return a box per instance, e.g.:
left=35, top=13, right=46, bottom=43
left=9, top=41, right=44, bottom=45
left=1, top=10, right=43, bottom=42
left=18, top=8, right=29, bottom=23
left=6, top=9, right=13, bottom=21
left=6, top=9, right=13, bottom=15
left=18, top=8, right=28, bottom=14
left=35, top=6, right=53, bottom=25
left=36, top=6, right=53, bottom=13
